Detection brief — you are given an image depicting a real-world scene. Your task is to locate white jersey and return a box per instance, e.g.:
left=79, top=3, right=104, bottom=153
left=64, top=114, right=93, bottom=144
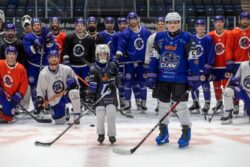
left=235, top=61, right=250, bottom=95
left=36, top=64, right=76, bottom=106
left=145, top=32, right=156, bottom=64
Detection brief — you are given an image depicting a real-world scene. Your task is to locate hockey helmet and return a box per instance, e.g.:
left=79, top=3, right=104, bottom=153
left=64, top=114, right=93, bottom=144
left=5, top=23, right=16, bottom=31
left=240, top=11, right=250, bottom=20
left=31, top=18, right=41, bottom=26
left=5, top=46, right=17, bottom=57
left=117, top=17, right=127, bottom=24
left=104, top=17, right=115, bottom=24
left=50, top=17, right=60, bottom=24
left=195, top=19, right=205, bottom=25
left=0, top=10, right=5, bottom=23
left=75, top=17, right=85, bottom=25
left=165, top=12, right=181, bottom=23
left=48, top=50, right=59, bottom=58
left=127, top=12, right=138, bottom=20
left=87, top=16, right=97, bottom=24
left=95, top=44, right=110, bottom=64
left=156, top=17, right=165, bottom=23
left=214, top=15, right=225, bottom=22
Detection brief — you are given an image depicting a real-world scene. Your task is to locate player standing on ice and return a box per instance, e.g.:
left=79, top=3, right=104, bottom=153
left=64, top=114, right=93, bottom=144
left=188, top=19, right=215, bottom=115
left=208, top=16, right=230, bottom=113
left=86, top=16, right=104, bottom=45
left=99, top=17, right=116, bottom=47
left=36, top=50, right=81, bottom=125
left=144, top=17, right=165, bottom=113
left=147, top=12, right=192, bottom=148
left=87, top=44, right=119, bottom=144
left=225, top=11, right=250, bottom=116
left=23, top=18, right=56, bottom=106
left=0, top=46, right=28, bottom=123
left=49, top=17, right=67, bottom=63
left=222, top=50, right=250, bottom=124
left=116, top=12, right=151, bottom=113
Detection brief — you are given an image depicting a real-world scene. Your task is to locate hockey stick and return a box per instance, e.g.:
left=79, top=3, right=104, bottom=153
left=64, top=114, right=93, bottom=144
left=0, top=87, right=52, bottom=123
left=34, top=89, right=111, bottom=147
left=113, top=89, right=190, bottom=155
left=208, top=75, right=232, bottom=122
left=114, top=84, right=134, bottom=119
left=76, top=74, right=90, bottom=87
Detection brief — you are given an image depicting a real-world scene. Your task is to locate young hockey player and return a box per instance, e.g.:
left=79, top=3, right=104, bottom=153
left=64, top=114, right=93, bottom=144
left=188, top=19, right=215, bottom=115
left=36, top=50, right=81, bottom=124
left=0, top=46, right=28, bottom=123
left=144, top=17, right=165, bottom=113
left=208, top=16, right=230, bottom=113
left=116, top=12, right=151, bottom=113
left=88, top=44, right=119, bottom=144
left=221, top=51, right=250, bottom=124
left=147, top=12, right=192, bottom=148
left=87, top=16, right=104, bottom=45
left=225, top=11, right=250, bottom=115
left=49, top=17, right=67, bottom=63
left=23, top=17, right=56, bottom=104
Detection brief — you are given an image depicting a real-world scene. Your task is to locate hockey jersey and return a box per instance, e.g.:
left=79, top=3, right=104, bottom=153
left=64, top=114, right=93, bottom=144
left=88, top=32, right=104, bottom=45
left=235, top=61, right=250, bottom=95
left=145, top=32, right=156, bottom=65
left=226, top=27, right=250, bottom=64
left=53, top=31, right=67, bottom=63
left=188, top=34, right=215, bottom=77
left=36, top=64, right=76, bottom=106
left=149, top=31, right=191, bottom=83
left=117, top=26, right=151, bottom=62
left=208, top=30, right=230, bottom=68
left=0, top=60, right=28, bottom=98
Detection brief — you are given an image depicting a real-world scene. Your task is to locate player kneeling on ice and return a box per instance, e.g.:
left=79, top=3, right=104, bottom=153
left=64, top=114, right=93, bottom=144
left=221, top=52, right=250, bottom=124
left=87, top=44, right=119, bottom=144
left=147, top=12, right=192, bottom=148
left=36, top=50, right=81, bottom=125
left=0, top=46, right=28, bottom=123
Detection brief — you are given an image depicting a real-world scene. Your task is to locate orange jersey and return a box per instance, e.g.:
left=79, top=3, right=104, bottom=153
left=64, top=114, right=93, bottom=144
left=226, top=27, right=250, bottom=64
left=53, top=31, right=67, bottom=63
left=208, top=30, right=230, bottom=68
left=0, top=60, right=28, bottom=98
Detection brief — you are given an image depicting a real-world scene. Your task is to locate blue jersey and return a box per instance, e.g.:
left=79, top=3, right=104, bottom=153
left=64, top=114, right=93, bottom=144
left=23, top=30, right=56, bottom=66
left=149, top=31, right=191, bottom=83
left=117, top=26, right=151, bottom=62
left=99, top=30, right=116, bottom=48
left=188, top=34, right=215, bottom=77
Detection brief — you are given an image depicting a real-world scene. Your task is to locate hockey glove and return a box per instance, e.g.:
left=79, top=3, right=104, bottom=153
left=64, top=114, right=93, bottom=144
left=11, top=92, right=23, bottom=105
left=146, top=73, right=157, bottom=89
left=32, top=39, right=42, bottom=53
left=34, top=96, right=44, bottom=114
left=66, top=77, right=78, bottom=90
left=229, top=77, right=240, bottom=86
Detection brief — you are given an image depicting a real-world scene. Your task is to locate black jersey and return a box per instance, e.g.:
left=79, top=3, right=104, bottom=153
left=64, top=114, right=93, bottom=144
left=89, top=32, right=104, bottom=45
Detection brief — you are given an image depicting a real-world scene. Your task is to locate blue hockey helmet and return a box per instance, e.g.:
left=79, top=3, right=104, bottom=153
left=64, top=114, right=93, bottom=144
left=104, top=17, right=115, bottom=24
left=156, top=17, right=165, bottom=23
left=31, top=17, right=41, bottom=25
left=75, top=17, right=85, bottom=25
left=5, top=23, right=16, bottom=31
left=5, top=45, right=17, bottom=57
left=195, top=19, right=205, bottom=25
left=87, top=16, right=97, bottom=24
left=214, top=15, right=225, bottom=22
left=50, top=17, right=60, bottom=24
left=239, top=11, right=250, bottom=20
left=127, top=12, right=138, bottom=20
left=117, top=17, right=127, bottom=24
left=48, top=50, right=59, bottom=58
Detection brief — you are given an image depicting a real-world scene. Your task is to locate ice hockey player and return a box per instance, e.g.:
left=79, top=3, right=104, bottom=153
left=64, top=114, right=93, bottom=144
left=49, top=17, right=67, bottom=63
left=188, top=19, right=215, bottom=115
left=208, top=16, right=230, bottom=113
left=0, top=46, right=28, bottom=123
left=0, top=10, right=5, bottom=37
left=225, top=11, right=250, bottom=115
left=87, top=44, right=119, bottom=144
left=221, top=51, right=250, bottom=124
left=19, top=15, right=32, bottom=40
left=116, top=12, right=151, bottom=113
left=23, top=17, right=56, bottom=105
left=147, top=12, right=192, bottom=148
left=99, top=17, right=116, bottom=48
left=63, top=17, right=95, bottom=109
left=144, top=17, right=165, bottom=113
left=86, top=16, right=104, bottom=45
left=111, top=17, right=128, bottom=108
left=36, top=50, right=81, bottom=125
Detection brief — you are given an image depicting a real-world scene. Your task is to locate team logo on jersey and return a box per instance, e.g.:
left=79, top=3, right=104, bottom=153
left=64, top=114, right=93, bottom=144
left=3, top=75, right=13, bottom=88
left=243, top=76, right=250, bottom=89
left=134, top=38, right=144, bottom=50
left=160, top=52, right=180, bottom=70
left=125, top=73, right=132, bottom=80
left=188, top=44, right=204, bottom=59
left=73, top=44, right=85, bottom=57
left=52, top=80, right=65, bottom=94
left=239, top=36, right=249, bottom=50
left=107, top=41, right=112, bottom=48
left=215, top=42, right=225, bottom=55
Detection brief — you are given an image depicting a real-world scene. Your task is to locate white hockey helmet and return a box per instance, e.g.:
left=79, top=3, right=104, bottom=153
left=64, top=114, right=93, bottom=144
left=95, top=44, right=110, bottom=64
left=22, top=15, right=32, bottom=28
left=165, top=12, right=181, bottom=24
left=0, top=10, right=5, bottom=23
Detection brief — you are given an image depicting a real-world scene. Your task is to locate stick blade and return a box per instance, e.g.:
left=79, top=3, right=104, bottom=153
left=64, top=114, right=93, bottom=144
left=37, top=119, right=52, bottom=123
left=113, top=147, right=132, bottom=155
left=34, top=141, right=52, bottom=147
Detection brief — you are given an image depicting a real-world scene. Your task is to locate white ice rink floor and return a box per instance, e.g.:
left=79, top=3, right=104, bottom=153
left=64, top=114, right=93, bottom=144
left=0, top=89, right=250, bottom=167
